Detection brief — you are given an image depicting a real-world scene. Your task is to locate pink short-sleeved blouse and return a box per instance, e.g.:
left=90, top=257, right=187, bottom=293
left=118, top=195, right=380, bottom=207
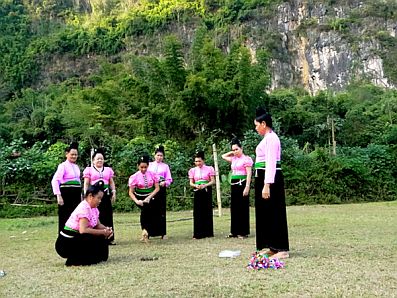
left=128, top=171, right=159, bottom=189
left=148, top=161, right=173, bottom=187
left=65, top=200, right=99, bottom=231
left=188, top=165, right=215, bottom=183
left=83, top=166, right=114, bottom=185
left=231, top=154, right=253, bottom=175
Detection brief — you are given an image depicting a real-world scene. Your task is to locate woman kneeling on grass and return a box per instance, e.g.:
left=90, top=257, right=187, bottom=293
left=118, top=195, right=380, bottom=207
left=55, top=181, right=113, bottom=266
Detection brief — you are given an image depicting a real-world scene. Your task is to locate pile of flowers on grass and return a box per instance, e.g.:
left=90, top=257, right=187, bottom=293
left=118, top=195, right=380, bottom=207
left=246, top=251, right=285, bottom=270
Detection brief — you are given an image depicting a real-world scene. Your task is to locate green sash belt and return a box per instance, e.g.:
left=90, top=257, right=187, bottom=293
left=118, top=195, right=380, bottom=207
left=195, top=180, right=209, bottom=185
left=64, top=226, right=78, bottom=233
left=231, top=175, right=247, bottom=180
left=61, top=180, right=81, bottom=186
left=135, top=187, right=155, bottom=194
left=254, top=161, right=281, bottom=170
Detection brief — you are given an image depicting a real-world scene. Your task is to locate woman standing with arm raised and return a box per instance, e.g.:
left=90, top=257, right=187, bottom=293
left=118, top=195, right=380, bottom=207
left=222, top=138, right=253, bottom=239
left=148, top=145, right=173, bottom=239
left=128, top=155, right=160, bottom=242
left=254, top=107, right=289, bottom=259
left=188, top=151, right=215, bottom=239
left=51, top=142, right=82, bottom=233
left=83, top=149, right=116, bottom=244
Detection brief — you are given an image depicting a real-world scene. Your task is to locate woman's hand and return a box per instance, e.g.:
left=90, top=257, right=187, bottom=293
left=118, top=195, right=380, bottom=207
left=143, top=196, right=151, bottom=204
left=103, top=227, right=113, bottom=239
left=243, top=186, right=250, bottom=197
left=57, top=195, right=64, bottom=206
left=135, top=200, right=144, bottom=206
left=262, top=184, right=270, bottom=199
left=111, top=193, right=116, bottom=204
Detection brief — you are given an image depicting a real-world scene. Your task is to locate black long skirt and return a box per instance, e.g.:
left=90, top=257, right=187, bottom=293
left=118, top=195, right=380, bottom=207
left=98, top=191, right=114, bottom=242
left=193, top=187, right=214, bottom=239
left=135, top=193, right=156, bottom=236
left=55, top=229, right=109, bottom=266
left=255, top=169, right=289, bottom=252
left=230, top=179, right=250, bottom=237
left=58, top=186, right=81, bottom=232
left=148, top=186, right=167, bottom=237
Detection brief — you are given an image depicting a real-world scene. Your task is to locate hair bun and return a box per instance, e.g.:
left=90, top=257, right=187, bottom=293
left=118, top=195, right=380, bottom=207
left=94, top=180, right=105, bottom=191
left=195, top=150, right=205, bottom=159
left=256, top=107, right=267, bottom=118
left=69, top=142, right=79, bottom=150
left=231, top=138, right=241, bottom=147
left=138, top=154, right=150, bottom=164
left=94, top=148, right=104, bottom=154
left=155, top=145, right=165, bottom=155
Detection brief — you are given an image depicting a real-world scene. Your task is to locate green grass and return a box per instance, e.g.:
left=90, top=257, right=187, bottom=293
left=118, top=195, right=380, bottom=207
left=0, top=202, right=396, bottom=297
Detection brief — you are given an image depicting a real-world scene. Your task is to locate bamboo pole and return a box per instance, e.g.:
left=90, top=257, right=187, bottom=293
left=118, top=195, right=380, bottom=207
left=331, top=118, right=336, bottom=156
left=212, top=144, right=222, bottom=217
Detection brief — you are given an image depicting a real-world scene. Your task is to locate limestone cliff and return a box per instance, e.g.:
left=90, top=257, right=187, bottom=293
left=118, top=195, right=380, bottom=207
left=242, top=0, right=397, bottom=94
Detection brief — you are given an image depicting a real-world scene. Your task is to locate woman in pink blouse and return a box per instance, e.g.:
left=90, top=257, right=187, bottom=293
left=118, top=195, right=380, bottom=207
left=148, top=145, right=173, bottom=239
left=188, top=151, right=215, bottom=239
left=254, top=107, right=289, bottom=259
left=55, top=181, right=113, bottom=266
left=222, top=138, right=253, bottom=239
left=51, top=142, right=82, bottom=233
left=128, top=155, right=160, bottom=242
left=83, top=149, right=116, bottom=244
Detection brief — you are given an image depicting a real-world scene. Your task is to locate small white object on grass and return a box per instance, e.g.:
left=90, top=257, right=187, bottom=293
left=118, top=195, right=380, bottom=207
left=218, top=250, right=241, bottom=258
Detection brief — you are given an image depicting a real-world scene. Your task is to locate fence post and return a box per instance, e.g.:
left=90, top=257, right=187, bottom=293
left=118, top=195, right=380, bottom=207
left=212, top=143, right=222, bottom=217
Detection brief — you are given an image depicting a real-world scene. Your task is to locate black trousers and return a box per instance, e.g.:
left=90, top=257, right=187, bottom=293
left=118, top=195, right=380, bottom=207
left=255, top=169, right=289, bottom=252
left=193, top=187, right=214, bottom=239
left=230, top=179, right=250, bottom=236
left=98, top=191, right=114, bottom=241
left=135, top=192, right=156, bottom=236
left=149, top=186, right=167, bottom=237
left=55, top=229, right=109, bottom=266
left=58, top=186, right=81, bottom=232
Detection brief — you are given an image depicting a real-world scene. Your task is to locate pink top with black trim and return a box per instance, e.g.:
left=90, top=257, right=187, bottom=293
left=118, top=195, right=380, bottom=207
left=65, top=200, right=99, bottom=231
left=83, top=166, right=114, bottom=185
left=231, top=154, right=253, bottom=175
left=188, top=165, right=215, bottom=183
left=51, top=160, right=81, bottom=195
left=255, top=131, right=281, bottom=184
left=148, top=161, right=173, bottom=187
left=128, top=171, right=159, bottom=189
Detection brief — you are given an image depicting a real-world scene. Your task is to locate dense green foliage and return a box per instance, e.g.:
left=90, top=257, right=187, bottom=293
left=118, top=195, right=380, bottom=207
left=1, top=0, right=397, bottom=217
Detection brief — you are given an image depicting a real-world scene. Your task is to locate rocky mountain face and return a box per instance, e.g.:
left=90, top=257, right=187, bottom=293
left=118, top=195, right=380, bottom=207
left=241, top=0, right=397, bottom=94
left=33, top=0, right=397, bottom=95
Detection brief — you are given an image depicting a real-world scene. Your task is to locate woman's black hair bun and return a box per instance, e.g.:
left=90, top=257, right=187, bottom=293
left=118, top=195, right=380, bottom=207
left=155, top=145, right=165, bottom=154
left=231, top=137, right=241, bottom=147
left=255, top=106, right=267, bottom=118
left=94, top=180, right=105, bottom=191
left=138, top=154, right=150, bottom=164
left=195, top=150, right=205, bottom=159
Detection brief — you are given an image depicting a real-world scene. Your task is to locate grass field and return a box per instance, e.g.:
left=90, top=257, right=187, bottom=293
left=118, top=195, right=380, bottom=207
left=0, top=201, right=396, bottom=297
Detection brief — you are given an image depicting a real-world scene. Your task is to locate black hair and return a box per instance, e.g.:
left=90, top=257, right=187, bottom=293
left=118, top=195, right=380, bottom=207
left=231, top=137, right=242, bottom=148
left=92, top=148, right=105, bottom=160
left=65, top=142, right=79, bottom=153
left=255, top=107, right=273, bottom=128
left=155, top=145, right=165, bottom=155
left=137, top=154, right=150, bottom=165
left=195, top=151, right=205, bottom=160
left=85, top=181, right=105, bottom=198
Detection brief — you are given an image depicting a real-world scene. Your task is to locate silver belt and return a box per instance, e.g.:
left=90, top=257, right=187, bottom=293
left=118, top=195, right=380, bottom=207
left=230, top=179, right=246, bottom=186
left=60, top=231, right=74, bottom=239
